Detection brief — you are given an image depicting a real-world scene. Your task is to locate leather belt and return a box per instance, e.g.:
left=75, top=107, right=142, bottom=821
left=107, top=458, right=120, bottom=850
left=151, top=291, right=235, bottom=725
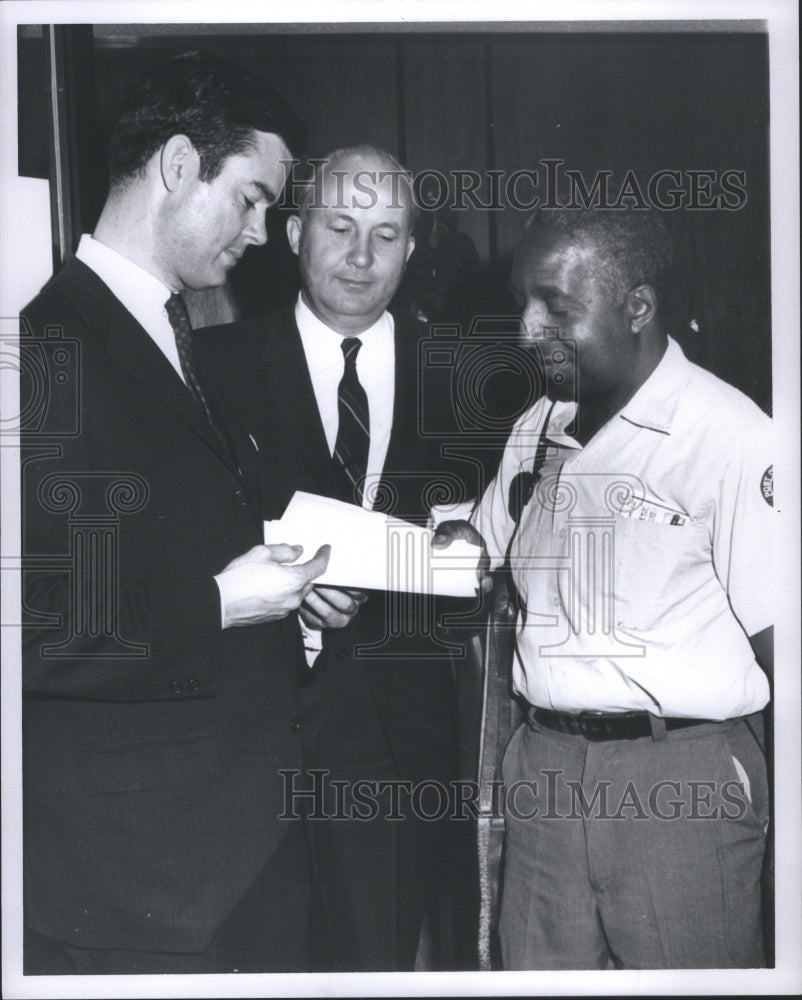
left=532, top=708, right=712, bottom=742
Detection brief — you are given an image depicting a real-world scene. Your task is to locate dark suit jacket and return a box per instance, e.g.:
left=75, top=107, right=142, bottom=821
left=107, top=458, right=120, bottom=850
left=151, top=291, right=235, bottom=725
left=197, top=306, right=479, bottom=785
left=21, top=259, right=306, bottom=953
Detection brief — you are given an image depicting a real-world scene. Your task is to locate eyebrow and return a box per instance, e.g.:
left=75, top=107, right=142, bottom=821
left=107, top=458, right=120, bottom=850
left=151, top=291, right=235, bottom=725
left=248, top=180, right=279, bottom=204
left=507, top=282, right=569, bottom=300
left=324, top=212, right=402, bottom=232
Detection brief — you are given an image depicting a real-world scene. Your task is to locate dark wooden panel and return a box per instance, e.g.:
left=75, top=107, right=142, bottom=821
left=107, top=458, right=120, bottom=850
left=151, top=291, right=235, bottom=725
left=17, top=32, right=47, bottom=179
left=215, top=36, right=401, bottom=158
left=79, top=30, right=771, bottom=405
left=93, top=35, right=400, bottom=172
left=489, top=33, right=770, bottom=408
left=401, top=39, right=490, bottom=260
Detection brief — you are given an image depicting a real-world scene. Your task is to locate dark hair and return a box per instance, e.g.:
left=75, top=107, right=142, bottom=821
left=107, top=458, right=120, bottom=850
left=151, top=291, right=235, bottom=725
left=525, top=204, right=674, bottom=304
left=108, top=50, right=306, bottom=187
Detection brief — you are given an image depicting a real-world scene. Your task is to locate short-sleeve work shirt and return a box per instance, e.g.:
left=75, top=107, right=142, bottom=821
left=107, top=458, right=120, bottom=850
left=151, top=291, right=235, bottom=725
left=472, top=337, right=773, bottom=720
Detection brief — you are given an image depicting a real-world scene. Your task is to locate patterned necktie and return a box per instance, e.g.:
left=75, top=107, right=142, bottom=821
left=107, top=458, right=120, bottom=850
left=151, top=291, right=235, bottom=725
left=332, top=337, right=370, bottom=506
left=165, top=293, right=230, bottom=454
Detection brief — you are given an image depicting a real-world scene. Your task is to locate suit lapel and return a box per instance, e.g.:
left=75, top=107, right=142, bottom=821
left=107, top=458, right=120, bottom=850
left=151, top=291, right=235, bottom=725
left=63, top=260, right=241, bottom=474
left=260, top=308, right=337, bottom=495
left=382, top=314, right=419, bottom=481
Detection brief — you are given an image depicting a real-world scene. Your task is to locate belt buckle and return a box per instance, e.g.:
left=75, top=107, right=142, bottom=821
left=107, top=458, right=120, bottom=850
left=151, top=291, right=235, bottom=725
left=578, top=710, right=611, bottom=740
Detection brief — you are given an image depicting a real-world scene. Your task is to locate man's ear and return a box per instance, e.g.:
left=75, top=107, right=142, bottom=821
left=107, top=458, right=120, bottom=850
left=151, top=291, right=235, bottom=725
left=404, top=234, right=416, bottom=264
left=286, top=215, right=303, bottom=256
left=624, top=284, right=657, bottom=334
left=160, top=135, right=198, bottom=192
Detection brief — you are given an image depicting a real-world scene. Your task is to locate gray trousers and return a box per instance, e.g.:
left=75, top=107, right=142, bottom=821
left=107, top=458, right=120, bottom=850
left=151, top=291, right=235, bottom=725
left=499, top=711, right=768, bottom=969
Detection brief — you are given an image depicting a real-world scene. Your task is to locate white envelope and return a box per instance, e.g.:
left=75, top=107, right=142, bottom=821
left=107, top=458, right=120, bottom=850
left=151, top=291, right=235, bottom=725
left=264, top=491, right=480, bottom=597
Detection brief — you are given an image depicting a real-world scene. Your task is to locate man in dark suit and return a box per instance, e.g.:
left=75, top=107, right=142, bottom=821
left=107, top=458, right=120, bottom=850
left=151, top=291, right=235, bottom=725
left=21, top=51, right=330, bottom=975
left=198, top=146, right=477, bottom=970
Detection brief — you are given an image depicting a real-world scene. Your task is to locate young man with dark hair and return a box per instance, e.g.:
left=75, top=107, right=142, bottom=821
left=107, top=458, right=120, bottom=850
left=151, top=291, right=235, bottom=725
left=108, top=50, right=306, bottom=187
left=21, top=50, right=325, bottom=974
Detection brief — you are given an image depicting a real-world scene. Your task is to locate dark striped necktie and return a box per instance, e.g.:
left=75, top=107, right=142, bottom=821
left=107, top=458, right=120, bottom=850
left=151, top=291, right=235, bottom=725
left=165, top=293, right=231, bottom=456
left=332, top=337, right=370, bottom=506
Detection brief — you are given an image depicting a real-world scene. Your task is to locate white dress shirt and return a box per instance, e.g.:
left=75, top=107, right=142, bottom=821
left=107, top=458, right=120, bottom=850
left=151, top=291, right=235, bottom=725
left=75, top=234, right=186, bottom=384
left=295, top=293, right=395, bottom=509
left=294, top=293, right=396, bottom=663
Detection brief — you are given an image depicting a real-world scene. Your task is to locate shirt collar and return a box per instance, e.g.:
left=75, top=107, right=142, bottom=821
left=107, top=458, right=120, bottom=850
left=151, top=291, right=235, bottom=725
left=294, top=293, right=394, bottom=374
left=540, top=337, right=691, bottom=451
left=617, top=336, right=692, bottom=434
left=75, top=234, right=174, bottom=330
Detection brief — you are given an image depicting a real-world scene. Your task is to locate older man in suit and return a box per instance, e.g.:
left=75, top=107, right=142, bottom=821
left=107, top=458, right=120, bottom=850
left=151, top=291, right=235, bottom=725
left=21, top=51, right=330, bottom=974
left=198, top=146, right=476, bottom=970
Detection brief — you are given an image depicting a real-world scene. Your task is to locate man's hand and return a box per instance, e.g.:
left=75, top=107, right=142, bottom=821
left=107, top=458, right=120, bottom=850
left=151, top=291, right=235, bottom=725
left=216, top=543, right=331, bottom=628
left=431, top=519, right=493, bottom=594
left=300, top=586, right=369, bottom=631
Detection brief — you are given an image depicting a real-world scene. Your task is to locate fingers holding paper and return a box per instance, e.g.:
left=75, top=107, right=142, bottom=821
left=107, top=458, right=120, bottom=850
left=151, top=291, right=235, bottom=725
left=216, top=543, right=331, bottom=628
left=431, top=519, right=493, bottom=594
left=431, top=518, right=483, bottom=549
left=300, top=585, right=369, bottom=630
left=265, top=493, right=484, bottom=597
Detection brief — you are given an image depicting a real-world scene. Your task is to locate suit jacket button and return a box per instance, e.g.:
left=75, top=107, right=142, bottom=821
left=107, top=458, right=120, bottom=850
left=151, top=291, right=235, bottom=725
left=186, top=677, right=200, bottom=692
left=169, top=680, right=184, bottom=694
left=289, top=718, right=302, bottom=734
left=335, top=647, right=349, bottom=662
left=233, top=489, right=247, bottom=506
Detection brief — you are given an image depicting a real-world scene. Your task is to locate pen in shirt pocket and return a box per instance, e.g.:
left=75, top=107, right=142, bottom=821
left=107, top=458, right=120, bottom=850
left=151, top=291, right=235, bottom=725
left=618, top=495, right=688, bottom=526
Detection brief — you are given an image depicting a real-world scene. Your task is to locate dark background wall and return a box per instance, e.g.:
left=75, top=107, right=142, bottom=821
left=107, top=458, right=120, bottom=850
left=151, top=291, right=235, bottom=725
left=18, top=24, right=771, bottom=416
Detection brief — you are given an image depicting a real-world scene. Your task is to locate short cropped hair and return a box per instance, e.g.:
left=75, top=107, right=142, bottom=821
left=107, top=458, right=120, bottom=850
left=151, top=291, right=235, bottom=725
left=108, top=50, right=306, bottom=187
left=293, top=144, right=418, bottom=228
left=525, top=204, right=674, bottom=303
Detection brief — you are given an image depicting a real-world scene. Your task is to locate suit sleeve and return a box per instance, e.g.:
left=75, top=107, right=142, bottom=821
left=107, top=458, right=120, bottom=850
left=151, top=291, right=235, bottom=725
left=22, top=432, right=228, bottom=702
left=20, top=301, right=229, bottom=702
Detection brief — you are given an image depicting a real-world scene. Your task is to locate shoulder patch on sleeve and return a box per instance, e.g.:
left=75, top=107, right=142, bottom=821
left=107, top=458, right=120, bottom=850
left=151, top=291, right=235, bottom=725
left=760, top=465, right=773, bottom=507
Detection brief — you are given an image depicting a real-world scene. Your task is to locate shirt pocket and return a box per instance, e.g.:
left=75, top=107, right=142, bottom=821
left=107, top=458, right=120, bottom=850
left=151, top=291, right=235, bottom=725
left=611, top=515, right=701, bottom=631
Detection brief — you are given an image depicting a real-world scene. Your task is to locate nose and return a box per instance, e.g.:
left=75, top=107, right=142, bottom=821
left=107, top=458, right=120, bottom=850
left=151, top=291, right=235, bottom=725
left=521, top=300, right=550, bottom=342
left=346, top=234, right=373, bottom=269
left=244, top=208, right=268, bottom=247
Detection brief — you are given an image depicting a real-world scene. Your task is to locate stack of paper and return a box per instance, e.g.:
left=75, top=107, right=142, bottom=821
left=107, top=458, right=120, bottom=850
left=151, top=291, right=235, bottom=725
left=264, top=492, right=480, bottom=597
